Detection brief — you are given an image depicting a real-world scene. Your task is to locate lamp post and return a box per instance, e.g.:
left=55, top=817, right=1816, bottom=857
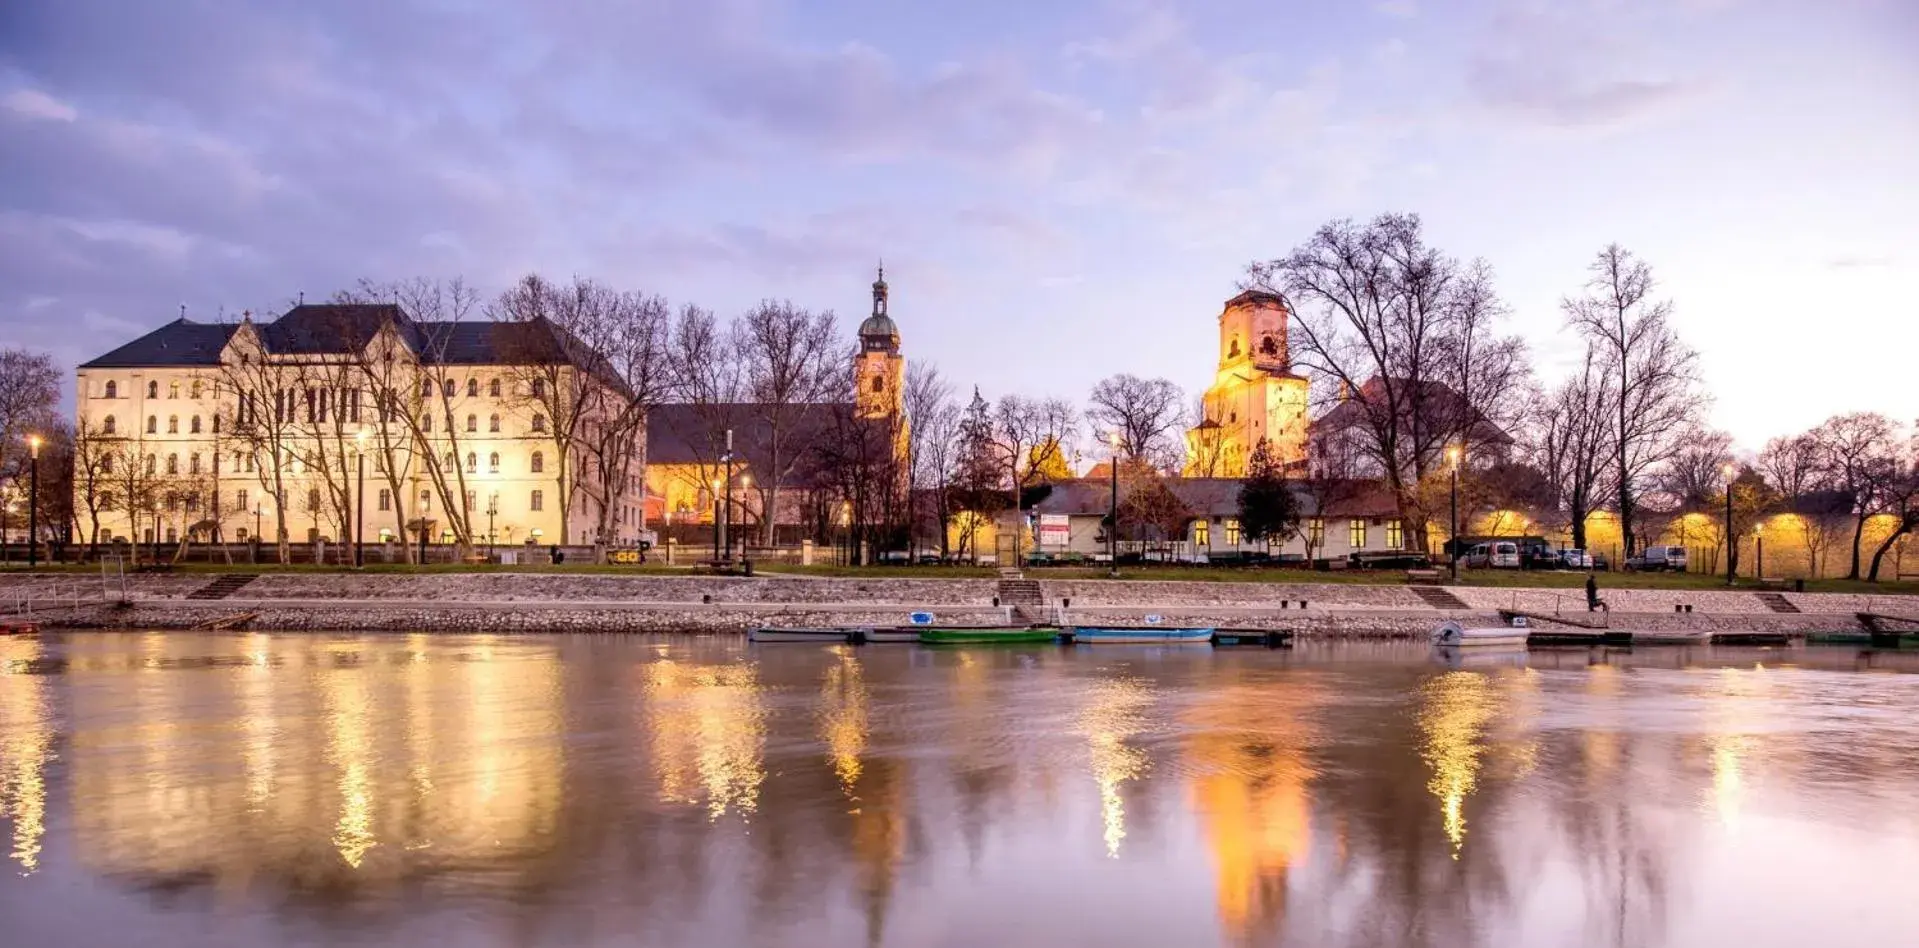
left=354, top=429, right=368, bottom=568
left=418, top=496, right=430, bottom=566
left=720, top=428, right=734, bottom=563
left=840, top=500, right=852, bottom=567
left=486, top=494, right=498, bottom=561
left=710, top=477, right=723, bottom=563
left=1447, top=445, right=1462, bottom=580
left=1754, top=523, right=1764, bottom=582
left=27, top=434, right=42, bottom=568
left=1723, top=463, right=1736, bottom=586
left=738, top=472, right=752, bottom=566
left=1107, top=431, right=1121, bottom=578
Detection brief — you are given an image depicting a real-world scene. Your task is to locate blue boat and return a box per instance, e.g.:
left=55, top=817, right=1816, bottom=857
left=1067, top=626, right=1215, bottom=644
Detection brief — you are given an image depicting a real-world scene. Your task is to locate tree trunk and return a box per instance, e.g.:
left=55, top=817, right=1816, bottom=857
left=1849, top=513, right=1866, bottom=580
left=1865, top=514, right=1914, bottom=582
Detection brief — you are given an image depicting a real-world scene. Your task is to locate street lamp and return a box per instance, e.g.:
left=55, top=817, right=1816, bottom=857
left=486, top=493, right=499, bottom=561
left=1723, top=463, right=1737, bottom=586
left=418, top=496, right=430, bottom=566
left=26, top=434, right=42, bottom=568
left=1447, top=445, right=1463, bottom=581
left=720, top=428, right=735, bottom=563
left=354, top=428, right=368, bottom=568
left=1107, top=431, right=1122, bottom=578
left=738, top=473, right=752, bottom=564
left=710, top=477, right=723, bottom=563
left=1753, top=523, right=1764, bottom=582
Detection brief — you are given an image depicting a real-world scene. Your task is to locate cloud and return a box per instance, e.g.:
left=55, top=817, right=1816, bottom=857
left=2, top=88, right=75, bottom=121
left=1466, top=0, right=1719, bottom=128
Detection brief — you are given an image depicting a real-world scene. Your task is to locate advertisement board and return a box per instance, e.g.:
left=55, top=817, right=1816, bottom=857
left=1038, top=514, right=1071, bottom=549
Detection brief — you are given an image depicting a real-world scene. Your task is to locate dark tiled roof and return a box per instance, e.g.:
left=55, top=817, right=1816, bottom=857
left=1315, top=376, right=1514, bottom=447
left=264, top=304, right=414, bottom=354
left=646, top=402, right=857, bottom=488
left=79, top=318, right=238, bottom=368
left=1032, top=477, right=1399, bottom=518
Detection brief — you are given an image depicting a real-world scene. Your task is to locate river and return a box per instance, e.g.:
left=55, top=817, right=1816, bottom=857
left=2, top=632, right=1917, bottom=947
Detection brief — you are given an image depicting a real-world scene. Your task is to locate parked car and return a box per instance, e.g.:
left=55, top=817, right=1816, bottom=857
left=1518, top=541, right=1559, bottom=570
left=1462, top=541, right=1521, bottom=569
left=1627, top=545, right=1688, bottom=572
left=1591, top=553, right=1611, bottom=571
left=1559, top=548, right=1592, bottom=569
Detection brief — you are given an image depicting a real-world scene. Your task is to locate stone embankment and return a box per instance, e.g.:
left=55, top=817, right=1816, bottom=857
left=0, top=572, right=1906, bottom=637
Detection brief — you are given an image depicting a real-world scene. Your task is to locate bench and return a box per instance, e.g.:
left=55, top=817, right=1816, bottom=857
left=1406, top=568, right=1442, bottom=582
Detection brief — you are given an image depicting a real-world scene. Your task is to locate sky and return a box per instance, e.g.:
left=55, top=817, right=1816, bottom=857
left=2, top=0, right=1914, bottom=450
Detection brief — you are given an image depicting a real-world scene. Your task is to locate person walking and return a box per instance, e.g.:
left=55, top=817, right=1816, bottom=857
left=1585, top=570, right=1608, bottom=614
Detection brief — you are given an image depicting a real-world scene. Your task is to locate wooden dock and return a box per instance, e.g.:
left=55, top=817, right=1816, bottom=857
left=1859, top=613, right=1919, bottom=646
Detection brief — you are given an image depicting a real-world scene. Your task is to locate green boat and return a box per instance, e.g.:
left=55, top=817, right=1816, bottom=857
left=918, top=626, right=1063, bottom=645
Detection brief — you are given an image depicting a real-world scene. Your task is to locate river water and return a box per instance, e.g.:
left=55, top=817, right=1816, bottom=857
left=2, top=633, right=1918, bottom=947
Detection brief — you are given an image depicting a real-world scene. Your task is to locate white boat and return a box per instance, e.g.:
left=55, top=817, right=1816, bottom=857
left=748, top=627, right=852, bottom=644
left=1431, top=620, right=1530, bottom=648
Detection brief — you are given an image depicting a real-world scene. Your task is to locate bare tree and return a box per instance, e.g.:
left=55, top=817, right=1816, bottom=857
left=105, top=433, right=163, bottom=563
left=1658, top=428, right=1735, bottom=508
left=1865, top=428, right=1917, bottom=582
left=1809, top=412, right=1903, bottom=579
left=903, top=362, right=957, bottom=556
left=219, top=322, right=299, bottom=563
left=0, top=349, right=60, bottom=547
left=994, top=395, right=1079, bottom=498
left=71, top=418, right=117, bottom=550
left=1184, top=395, right=1228, bottom=478
left=735, top=300, right=844, bottom=545
left=1248, top=213, right=1528, bottom=551
left=1529, top=347, right=1613, bottom=550
left=1086, top=374, right=1185, bottom=471
left=664, top=304, right=747, bottom=541
left=1562, top=244, right=1705, bottom=558
left=1759, top=431, right=1840, bottom=576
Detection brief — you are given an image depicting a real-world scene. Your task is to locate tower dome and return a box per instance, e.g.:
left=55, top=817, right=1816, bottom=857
left=859, top=263, right=898, bottom=347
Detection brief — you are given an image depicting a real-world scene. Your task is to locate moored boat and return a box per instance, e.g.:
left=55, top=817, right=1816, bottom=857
left=1067, top=626, right=1215, bottom=644
left=748, top=626, right=853, bottom=644
left=857, top=627, right=927, bottom=644
left=918, top=627, right=1063, bottom=645
left=0, top=617, right=39, bottom=636
left=1430, top=620, right=1529, bottom=648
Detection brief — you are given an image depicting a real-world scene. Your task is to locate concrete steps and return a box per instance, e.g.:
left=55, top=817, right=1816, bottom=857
left=1410, top=585, right=1469, bottom=610
left=186, top=574, right=260, bottom=600
left=1755, top=592, right=1800, bottom=613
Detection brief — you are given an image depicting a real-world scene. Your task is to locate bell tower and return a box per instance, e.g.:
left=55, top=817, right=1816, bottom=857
left=854, top=264, right=905, bottom=420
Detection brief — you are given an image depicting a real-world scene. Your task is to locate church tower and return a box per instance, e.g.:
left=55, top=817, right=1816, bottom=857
left=854, top=264, right=905, bottom=420
left=1184, top=290, right=1309, bottom=476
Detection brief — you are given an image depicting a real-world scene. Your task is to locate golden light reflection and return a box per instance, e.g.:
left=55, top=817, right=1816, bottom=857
left=645, top=659, right=767, bottom=820
left=242, top=633, right=277, bottom=812
left=1703, top=667, right=1770, bottom=830
left=1079, top=677, right=1153, bottom=858
left=323, top=646, right=377, bottom=868
left=1583, top=663, right=1622, bottom=782
left=0, top=639, right=51, bottom=875
left=819, top=649, right=869, bottom=800
left=1419, top=671, right=1497, bottom=858
left=1184, top=684, right=1320, bottom=942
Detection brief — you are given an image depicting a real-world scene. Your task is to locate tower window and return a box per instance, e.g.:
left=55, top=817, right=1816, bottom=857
left=105, top=381, right=118, bottom=399
left=871, top=376, right=884, bottom=393
left=1260, top=335, right=1279, bottom=357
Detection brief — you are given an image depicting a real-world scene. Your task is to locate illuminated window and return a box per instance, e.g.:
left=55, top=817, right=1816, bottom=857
left=1386, top=519, right=1403, bottom=548
left=1307, top=518, right=1324, bottom=547
left=190, top=380, right=203, bottom=399
left=1225, top=518, right=1241, bottom=546
left=1350, top=519, right=1367, bottom=549
left=420, top=490, right=432, bottom=511
left=168, top=380, right=180, bottom=399
left=1194, top=520, right=1210, bottom=546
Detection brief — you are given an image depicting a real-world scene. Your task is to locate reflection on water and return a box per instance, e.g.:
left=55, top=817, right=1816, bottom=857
left=4, top=635, right=1919, bottom=947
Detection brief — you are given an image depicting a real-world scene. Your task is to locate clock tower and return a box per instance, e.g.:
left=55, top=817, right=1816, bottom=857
left=854, top=264, right=905, bottom=420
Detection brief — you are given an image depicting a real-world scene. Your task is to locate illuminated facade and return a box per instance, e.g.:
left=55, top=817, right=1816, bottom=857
left=1184, top=290, right=1309, bottom=477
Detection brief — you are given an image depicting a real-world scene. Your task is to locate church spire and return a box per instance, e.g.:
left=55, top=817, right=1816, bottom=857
left=871, top=261, right=888, bottom=317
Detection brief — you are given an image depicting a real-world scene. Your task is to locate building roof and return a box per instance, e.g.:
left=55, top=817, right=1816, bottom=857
left=1315, top=376, right=1514, bottom=448
left=79, top=318, right=239, bottom=369
left=1031, top=477, right=1400, bottom=519
left=646, top=402, right=859, bottom=488
left=858, top=312, right=899, bottom=339
left=1222, top=289, right=1287, bottom=311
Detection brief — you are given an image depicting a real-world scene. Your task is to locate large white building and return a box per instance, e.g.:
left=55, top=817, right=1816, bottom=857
left=74, top=304, right=643, bottom=557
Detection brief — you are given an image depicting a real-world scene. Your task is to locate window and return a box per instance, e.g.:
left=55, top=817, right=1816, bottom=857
left=185, top=492, right=200, bottom=513
left=531, top=378, right=546, bottom=397
left=105, top=381, right=118, bottom=399
left=1225, top=518, right=1241, bottom=546
left=102, top=490, right=116, bottom=510
left=489, top=413, right=500, bottom=433
left=530, top=489, right=544, bottom=511
left=422, top=413, right=433, bottom=432
left=420, top=490, right=432, bottom=512
left=467, top=378, right=479, bottom=397
left=164, top=492, right=177, bottom=512
left=146, top=415, right=157, bottom=434
left=421, top=378, right=434, bottom=397
left=168, top=415, right=179, bottom=434
left=147, top=380, right=159, bottom=399
left=442, top=379, right=455, bottom=397
left=1349, top=519, right=1367, bottom=549
left=531, top=413, right=547, bottom=433
left=1194, top=520, right=1210, bottom=546
left=103, top=415, right=117, bottom=434
left=237, top=489, right=248, bottom=512
left=236, top=528, right=249, bottom=541
left=166, top=453, right=179, bottom=475
left=189, top=454, right=201, bottom=474
left=1307, top=518, right=1324, bottom=547
left=488, top=452, right=500, bottom=473
left=531, top=451, right=544, bottom=473
left=489, top=378, right=501, bottom=398
left=378, top=489, right=390, bottom=512
left=349, top=389, right=361, bottom=423
left=308, top=489, right=321, bottom=512
left=102, top=455, right=115, bottom=474
left=190, top=380, right=203, bottom=399
left=212, top=414, right=221, bottom=434
left=466, top=452, right=477, bottom=474
left=190, top=415, right=202, bottom=434
left=1385, top=519, right=1403, bottom=549
left=245, top=453, right=255, bottom=473
left=145, top=454, right=156, bottom=475
left=466, top=413, right=477, bottom=433
left=465, top=490, right=476, bottom=512
left=871, top=376, right=884, bottom=392
left=168, top=380, right=180, bottom=399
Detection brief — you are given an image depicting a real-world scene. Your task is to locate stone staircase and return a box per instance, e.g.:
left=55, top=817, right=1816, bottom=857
left=1410, top=585, right=1469, bottom=610
left=1755, top=592, right=1801, bottom=614
left=186, top=573, right=261, bottom=601
left=997, top=577, right=1049, bottom=624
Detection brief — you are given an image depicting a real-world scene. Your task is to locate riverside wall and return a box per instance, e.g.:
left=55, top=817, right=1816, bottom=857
left=0, top=572, right=1906, bottom=637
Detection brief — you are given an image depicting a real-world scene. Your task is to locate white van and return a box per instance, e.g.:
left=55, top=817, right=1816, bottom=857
left=1641, top=545, right=1688, bottom=572
left=1489, top=541, right=1520, bottom=569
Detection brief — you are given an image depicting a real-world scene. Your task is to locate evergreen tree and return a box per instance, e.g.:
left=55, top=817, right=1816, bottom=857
left=1238, top=437, right=1299, bottom=542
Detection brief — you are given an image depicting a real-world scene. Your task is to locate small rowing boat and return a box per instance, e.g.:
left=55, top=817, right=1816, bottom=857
left=1431, top=620, right=1529, bottom=648
left=1068, top=626, right=1215, bottom=644
left=856, top=627, right=927, bottom=644
left=918, top=627, right=1063, bottom=645
left=748, top=626, right=852, bottom=644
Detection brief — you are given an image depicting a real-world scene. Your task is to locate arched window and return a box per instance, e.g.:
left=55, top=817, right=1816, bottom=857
left=212, top=414, right=221, bottom=434
left=190, top=379, right=203, bottom=399
left=489, top=414, right=500, bottom=433
left=1228, top=337, right=1240, bottom=359
left=531, top=451, right=544, bottom=473
left=146, top=416, right=157, bottom=434
left=465, top=452, right=477, bottom=474
left=190, top=415, right=202, bottom=434
left=147, top=381, right=158, bottom=399
left=466, top=414, right=477, bottom=433
left=101, top=490, right=115, bottom=509
left=190, top=454, right=201, bottom=474
left=422, top=413, right=433, bottom=432
left=105, top=380, right=118, bottom=399
left=167, top=415, right=179, bottom=434
left=102, top=455, right=115, bottom=474
left=103, top=415, right=117, bottom=434
left=871, top=376, right=884, bottom=392
left=421, top=378, right=434, bottom=397
left=166, top=453, right=179, bottom=475
left=467, top=378, right=479, bottom=397
left=488, top=452, right=500, bottom=473
left=531, top=414, right=547, bottom=433
left=531, top=378, right=546, bottom=397
left=442, top=379, right=455, bottom=397
left=168, top=380, right=180, bottom=399
left=1259, top=335, right=1279, bottom=357
left=489, top=378, right=501, bottom=398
